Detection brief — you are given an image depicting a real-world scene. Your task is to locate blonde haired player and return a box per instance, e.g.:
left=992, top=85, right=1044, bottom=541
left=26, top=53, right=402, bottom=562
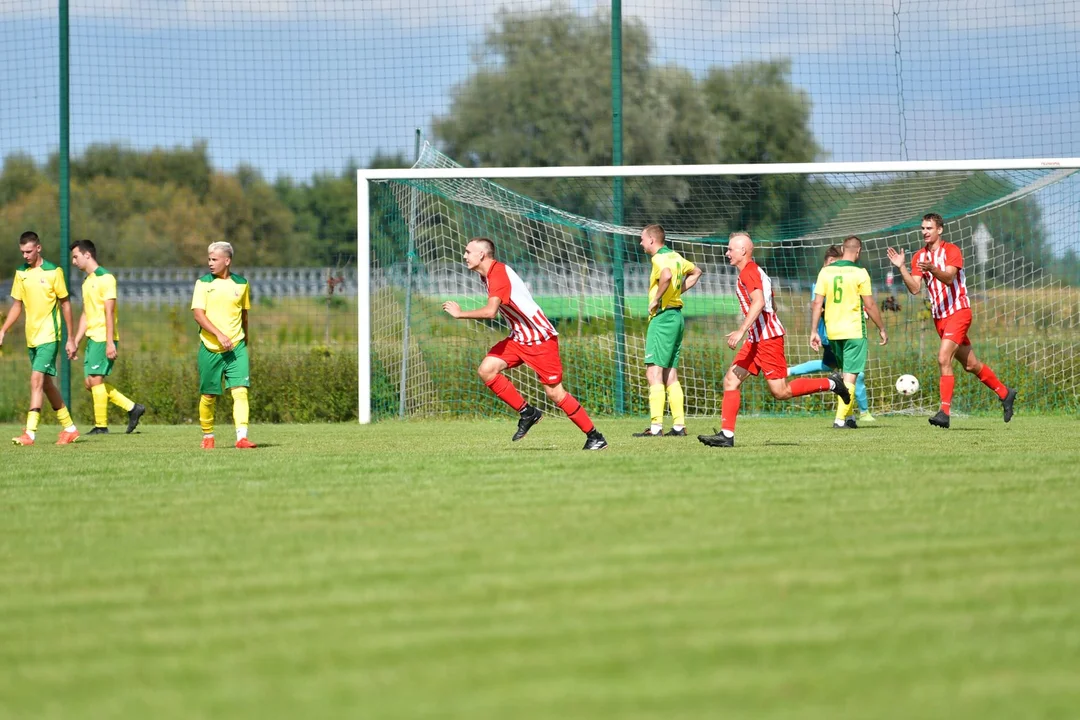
left=191, top=241, right=256, bottom=449
left=634, top=223, right=702, bottom=437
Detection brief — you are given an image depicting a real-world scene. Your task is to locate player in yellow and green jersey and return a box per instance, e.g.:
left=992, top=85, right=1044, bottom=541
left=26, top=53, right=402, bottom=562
left=0, top=231, right=80, bottom=445
left=69, top=240, right=146, bottom=435
left=191, top=241, right=255, bottom=450
left=634, top=224, right=703, bottom=437
left=810, top=235, right=888, bottom=429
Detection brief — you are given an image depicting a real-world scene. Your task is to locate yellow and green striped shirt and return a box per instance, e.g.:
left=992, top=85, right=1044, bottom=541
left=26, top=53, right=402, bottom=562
left=648, top=246, right=696, bottom=316
left=11, top=260, right=68, bottom=347
left=191, top=273, right=250, bottom=352
left=813, top=260, right=872, bottom=340
left=81, top=267, right=119, bottom=342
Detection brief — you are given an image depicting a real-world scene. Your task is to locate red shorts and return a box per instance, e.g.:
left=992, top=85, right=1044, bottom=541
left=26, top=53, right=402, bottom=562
left=487, top=336, right=564, bottom=385
left=934, top=308, right=972, bottom=346
left=733, top=335, right=789, bottom=379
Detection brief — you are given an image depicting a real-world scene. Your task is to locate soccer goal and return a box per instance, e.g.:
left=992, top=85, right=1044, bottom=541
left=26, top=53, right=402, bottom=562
left=357, top=146, right=1080, bottom=424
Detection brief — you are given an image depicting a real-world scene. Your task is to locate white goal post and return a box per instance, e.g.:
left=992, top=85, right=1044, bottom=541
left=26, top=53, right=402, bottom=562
left=357, top=156, right=1080, bottom=424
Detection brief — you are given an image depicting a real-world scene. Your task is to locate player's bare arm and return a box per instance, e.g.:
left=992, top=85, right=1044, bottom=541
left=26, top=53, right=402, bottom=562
left=193, top=308, right=233, bottom=351
left=809, top=294, right=825, bottom=351
left=104, top=298, right=118, bottom=360
left=60, top=297, right=77, bottom=359
left=861, top=294, right=888, bottom=345
left=918, top=263, right=959, bottom=285
left=650, top=268, right=672, bottom=315
left=887, top=247, right=922, bottom=294
left=69, top=312, right=88, bottom=360
left=443, top=296, right=501, bottom=320
left=0, top=300, right=22, bottom=347
left=728, top=288, right=765, bottom=349
left=682, top=266, right=703, bottom=293
left=241, top=309, right=249, bottom=347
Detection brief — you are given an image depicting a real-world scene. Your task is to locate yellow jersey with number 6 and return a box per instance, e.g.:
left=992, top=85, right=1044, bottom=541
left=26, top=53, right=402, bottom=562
left=814, top=260, right=872, bottom=340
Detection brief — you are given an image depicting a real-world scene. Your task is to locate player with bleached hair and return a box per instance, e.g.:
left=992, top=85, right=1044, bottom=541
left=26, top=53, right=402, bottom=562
left=191, top=241, right=256, bottom=449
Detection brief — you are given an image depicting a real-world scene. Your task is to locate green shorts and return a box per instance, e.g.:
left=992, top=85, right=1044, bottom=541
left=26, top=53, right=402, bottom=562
left=644, top=309, right=684, bottom=369
left=830, top=337, right=868, bottom=375
left=84, top=339, right=117, bottom=377
left=198, top=340, right=250, bottom=395
left=28, top=342, right=59, bottom=376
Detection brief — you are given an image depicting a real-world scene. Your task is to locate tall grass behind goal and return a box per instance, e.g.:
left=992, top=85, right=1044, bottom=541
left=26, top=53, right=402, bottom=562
left=358, top=148, right=1080, bottom=423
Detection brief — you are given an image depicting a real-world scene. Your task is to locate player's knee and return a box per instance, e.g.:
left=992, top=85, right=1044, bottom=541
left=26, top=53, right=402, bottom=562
left=543, top=384, right=566, bottom=403
left=83, top=377, right=92, bottom=391
left=768, top=384, right=791, bottom=400
left=477, top=365, right=497, bottom=383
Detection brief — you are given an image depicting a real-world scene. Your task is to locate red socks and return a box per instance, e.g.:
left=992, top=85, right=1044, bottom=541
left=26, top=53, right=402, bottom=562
left=721, top=390, right=741, bottom=434
left=939, top=375, right=955, bottom=414
left=557, top=393, right=594, bottom=434
left=977, top=365, right=1008, bottom=399
left=788, top=377, right=832, bottom=397
left=485, top=375, right=526, bottom=412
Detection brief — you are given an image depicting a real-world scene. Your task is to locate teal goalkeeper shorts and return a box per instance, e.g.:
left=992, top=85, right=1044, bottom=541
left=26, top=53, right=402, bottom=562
left=644, top=309, right=684, bottom=368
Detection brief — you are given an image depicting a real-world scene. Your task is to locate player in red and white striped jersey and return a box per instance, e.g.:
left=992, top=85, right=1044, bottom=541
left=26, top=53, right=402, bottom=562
left=442, top=237, right=608, bottom=450
left=699, top=232, right=851, bottom=448
left=888, top=213, right=1016, bottom=428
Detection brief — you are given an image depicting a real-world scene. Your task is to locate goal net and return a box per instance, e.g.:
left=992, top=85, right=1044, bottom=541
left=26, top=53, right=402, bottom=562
left=358, top=146, right=1080, bottom=423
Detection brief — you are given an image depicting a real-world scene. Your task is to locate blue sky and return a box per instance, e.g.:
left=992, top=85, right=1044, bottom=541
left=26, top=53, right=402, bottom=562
left=2, top=0, right=1079, bottom=253
left=3, top=0, right=1079, bottom=179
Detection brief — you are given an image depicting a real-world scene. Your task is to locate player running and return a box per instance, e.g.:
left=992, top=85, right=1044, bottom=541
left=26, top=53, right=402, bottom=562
left=698, top=232, right=851, bottom=448
left=809, top=236, right=887, bottom=429
left=887, top=213, right=1016, bottom=428
left=634, top=224, right=703, bottom=437
left=69, top=240, right=146, bottom=434
left=442, top=237, right=608, bottom=451
left=0, top=231, right=80, bottom=446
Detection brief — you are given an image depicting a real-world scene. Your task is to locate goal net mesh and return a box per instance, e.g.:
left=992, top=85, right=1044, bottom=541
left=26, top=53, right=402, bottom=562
left=368, top=145, right=1080, bottom=420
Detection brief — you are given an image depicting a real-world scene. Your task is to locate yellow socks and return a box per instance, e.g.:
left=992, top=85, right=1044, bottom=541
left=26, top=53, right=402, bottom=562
left=667, top=381, right=685, bottom=429
left=105, top=384, right=135, bottom=412
left=835, top=382, right=856, bottom=425
left=649, top=384, right=665, bottom=430
left=231, top=387, right=249, bottom=440
left=91, top=384, right=109, bottom=427
left=55, top=406, right=76, bottom=432
left=200, top=395, right=217, bottom=436
left=26, top=410, right=41, bottom=439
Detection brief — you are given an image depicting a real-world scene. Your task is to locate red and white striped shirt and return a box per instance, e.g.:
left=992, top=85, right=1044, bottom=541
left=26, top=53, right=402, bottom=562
left=485, top=261, right=558, bottom=346
left=911, top=241, right=970, bottom=320
left=736, top=261, right=785, bottom=341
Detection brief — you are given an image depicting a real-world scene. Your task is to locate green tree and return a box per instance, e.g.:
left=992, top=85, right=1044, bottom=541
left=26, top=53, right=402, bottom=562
left=432, top=8, right=821, bottom=253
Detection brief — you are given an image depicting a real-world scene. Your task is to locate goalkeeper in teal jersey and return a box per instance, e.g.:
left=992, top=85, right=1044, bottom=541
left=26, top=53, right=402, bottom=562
left=788, top=245, right=874, bottom=421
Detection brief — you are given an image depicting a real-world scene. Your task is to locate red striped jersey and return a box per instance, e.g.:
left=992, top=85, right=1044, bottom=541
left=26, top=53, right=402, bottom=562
left=484, top=261, right=558, bottom=346
left=911, top=241, right=970, bottom=320
left=736, top=261, right=785, bottom=341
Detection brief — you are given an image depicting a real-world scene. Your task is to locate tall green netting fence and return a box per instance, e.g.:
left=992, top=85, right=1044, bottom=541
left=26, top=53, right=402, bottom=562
left=2, top=1, right=1079, bottom=423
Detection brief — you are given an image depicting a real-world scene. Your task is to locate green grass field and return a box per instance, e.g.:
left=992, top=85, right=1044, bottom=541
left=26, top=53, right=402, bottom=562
left=2, top=417, right=1079, bottom=719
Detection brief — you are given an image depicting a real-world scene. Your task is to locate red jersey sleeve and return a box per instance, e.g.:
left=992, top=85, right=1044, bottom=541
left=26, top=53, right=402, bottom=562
left=910, top=251, right=924, bottom=278
left=739, top=264, right=762, bottom=295
left=944, top=243, right=964, bottom=269
left=486, top=262, right=511, bottom=304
